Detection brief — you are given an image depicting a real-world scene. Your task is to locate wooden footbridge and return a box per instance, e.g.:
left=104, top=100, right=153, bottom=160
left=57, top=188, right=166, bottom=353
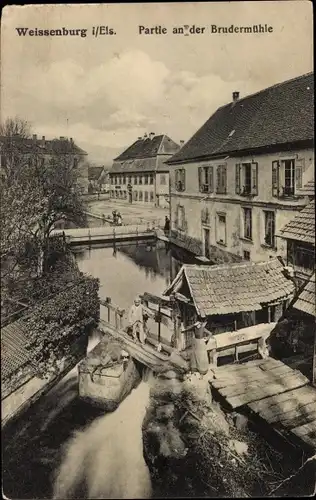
left=98, top=298, right=188, bottom=374
left=51, top=224, right=156, bottom=246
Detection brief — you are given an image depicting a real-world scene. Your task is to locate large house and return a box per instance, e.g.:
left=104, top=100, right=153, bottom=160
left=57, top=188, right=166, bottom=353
left=166, top=72, right=314, bottom=265
left=109, top=133, right=180, bottom=208
left=0, top=134, right=88, bottom=193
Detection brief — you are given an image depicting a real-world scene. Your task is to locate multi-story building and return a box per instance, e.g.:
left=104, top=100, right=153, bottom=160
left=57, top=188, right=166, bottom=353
left=0, top=134, right=88, bottom=193
left=109, top=133, right=180, bottom=208
left=166, top=72, right=314, bottom=265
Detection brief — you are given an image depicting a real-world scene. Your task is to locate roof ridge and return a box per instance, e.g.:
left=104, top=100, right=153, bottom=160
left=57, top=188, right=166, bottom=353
left=184, top=258, right=279, bottom=273
left=227, top=71, right=313, bottom=106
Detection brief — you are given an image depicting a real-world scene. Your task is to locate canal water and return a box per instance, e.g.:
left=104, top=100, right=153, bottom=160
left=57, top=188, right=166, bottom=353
left=2, top=241, right=187, bottom=500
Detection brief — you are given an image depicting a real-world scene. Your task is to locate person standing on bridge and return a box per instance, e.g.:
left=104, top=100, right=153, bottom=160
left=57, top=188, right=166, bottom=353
left=117, top=212, right=122, bottom=226
left=128, top=296, right=153, bottom=344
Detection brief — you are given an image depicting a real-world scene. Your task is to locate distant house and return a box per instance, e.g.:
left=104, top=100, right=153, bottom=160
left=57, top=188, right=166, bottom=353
left=109, top=133, right=180, bottom=207
left=88, top=165, right=110, bottom=193
left=0, top=134, right=88, bottom=193
left=163, top=258, right=295, bottom=354
left=278, top=199, right=315, bottom=285
left=166, top=72, right=314, bottom=264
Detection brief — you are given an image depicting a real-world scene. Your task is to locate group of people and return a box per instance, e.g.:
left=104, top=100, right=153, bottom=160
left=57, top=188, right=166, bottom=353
left=112, top=210, right=123, bottom=226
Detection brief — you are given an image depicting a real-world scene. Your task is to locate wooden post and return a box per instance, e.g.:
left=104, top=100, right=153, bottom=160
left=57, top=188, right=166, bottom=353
left=313, top=331, right=316, bottom=387
left=267, top=306, right=271, bottom=323
left=115, top=311, right=119, bottom=330
left=106, top=297, right=111, bottom=323
left=158, top=304, right=161, bottom=345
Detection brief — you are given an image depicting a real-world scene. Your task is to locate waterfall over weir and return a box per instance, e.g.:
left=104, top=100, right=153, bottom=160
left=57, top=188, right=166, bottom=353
left=53, top=370, right=153, bottom=499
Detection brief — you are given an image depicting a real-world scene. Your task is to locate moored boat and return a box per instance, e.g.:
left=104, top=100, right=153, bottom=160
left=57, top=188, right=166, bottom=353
left=78, top=337, right=140, bottom=411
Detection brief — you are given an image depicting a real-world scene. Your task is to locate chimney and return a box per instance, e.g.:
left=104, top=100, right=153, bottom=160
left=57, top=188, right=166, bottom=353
left=32, top=134, right=37, bottom=141
left=41, top=136, right=45, bottom=142
left=149, top=132, right=155, bottom=140
left=138, top=136, right=142, bottom=140
left=143, top=133, right=148, bottom=139
left=232, top=91, right=240, bottom=102
left=70, top=137, right=73, bottom=144
left=60, top=136, right=65, bottom=140
left=180, top=140, right=185, bottom=148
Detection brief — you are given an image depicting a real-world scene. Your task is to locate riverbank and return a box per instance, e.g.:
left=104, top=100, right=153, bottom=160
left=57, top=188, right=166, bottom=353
left=142, top=370, right=315, bottom=497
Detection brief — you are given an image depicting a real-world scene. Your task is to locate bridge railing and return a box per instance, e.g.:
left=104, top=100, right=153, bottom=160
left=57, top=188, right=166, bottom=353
left=100, top=297, right=126, bottom=331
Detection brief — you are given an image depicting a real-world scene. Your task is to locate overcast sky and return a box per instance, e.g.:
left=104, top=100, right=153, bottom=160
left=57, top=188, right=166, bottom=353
left=1, top=2, right=313, bottom=164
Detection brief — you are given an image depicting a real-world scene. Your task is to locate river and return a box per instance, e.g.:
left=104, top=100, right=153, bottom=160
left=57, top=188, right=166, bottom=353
left=2, top=241, right=189, bottom=500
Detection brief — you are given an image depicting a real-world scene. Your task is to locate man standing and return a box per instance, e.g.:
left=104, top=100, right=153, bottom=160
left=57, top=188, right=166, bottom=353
left=128, top=296, right=154, bottom=344
left=164, top=216, right=170, bottom=237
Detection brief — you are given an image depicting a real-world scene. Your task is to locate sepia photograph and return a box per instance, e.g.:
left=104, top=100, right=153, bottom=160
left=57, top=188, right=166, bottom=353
left=0, top=1, right=315, bottom=498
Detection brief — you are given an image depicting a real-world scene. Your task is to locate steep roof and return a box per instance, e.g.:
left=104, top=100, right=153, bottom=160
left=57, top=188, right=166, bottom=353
left=293, top=273, right=315, bottom=316
left=114, top=134, right=180, bottom=161
left=88, top=166, right=104, bottom=181
left=164, top=258, right=295, bottom=317
left=1, top=320, right=35, bottom=384
left=278, top=200, right=315, bottom=244
left=168, top=72, right=314, bottom=164
left=0, top=136, right=87, bottom=156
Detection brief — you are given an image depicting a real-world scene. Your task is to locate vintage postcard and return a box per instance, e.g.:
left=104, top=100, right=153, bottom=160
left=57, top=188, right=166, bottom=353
left=1, top=1, right=314, bottom=499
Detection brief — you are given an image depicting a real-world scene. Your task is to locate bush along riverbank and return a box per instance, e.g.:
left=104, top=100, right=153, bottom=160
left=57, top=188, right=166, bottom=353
left=142, top=369, right=315, bottom=498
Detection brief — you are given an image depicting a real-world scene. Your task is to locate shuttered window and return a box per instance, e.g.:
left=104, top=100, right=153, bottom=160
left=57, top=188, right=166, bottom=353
left=216, top=165, right=227, bottom=194
left=272, top=160, right=280, bottom=197
left=236, top=163, right=258, bottom=196
left=198, top=166, right=214, bottom=193
left=175, top=169, right=186, bottom=192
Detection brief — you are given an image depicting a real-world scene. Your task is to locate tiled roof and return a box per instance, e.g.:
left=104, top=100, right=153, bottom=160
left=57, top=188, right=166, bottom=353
left=164, top=258, right=295, bottom=316
left=88, top=166, right=104, bottom=180
left=0, top=136, right=87, bottom=156
left=297, top=178, right=315, bottom=196
left=114, top=135, right=180, bottom=161
left=293, top=273, right=316, bottom=316
left=278, top=200, right=315, bottom=244
left=168, top=72, right=314, bottom=164
left=1, top=320, right=35, bottom=382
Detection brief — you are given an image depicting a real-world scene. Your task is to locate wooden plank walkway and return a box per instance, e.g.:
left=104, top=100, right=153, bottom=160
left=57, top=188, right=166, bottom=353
left=98, top=319, right=188, bottom=373
left=210, top=357, right=316, bottom=451
left=51, top=224, right=156, bottom=246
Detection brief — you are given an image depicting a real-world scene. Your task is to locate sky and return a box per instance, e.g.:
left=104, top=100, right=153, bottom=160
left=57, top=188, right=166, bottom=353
left=1, top=1, right=313, bottom=165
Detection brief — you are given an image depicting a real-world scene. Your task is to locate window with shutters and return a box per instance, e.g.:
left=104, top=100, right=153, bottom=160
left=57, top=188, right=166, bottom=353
left=160, top=174, right=166, bottom=185
left=139, top=191, right=143, bottom=201
left=216, top=165, right=227, bottom=194
left=175, top=169, right=186, bottom=192
left=263, top=211, right=275, bottom=247
left=134, top=176, right=138, bottom=185
left=176, top=205, right=186, bottom=231
left=216, top=212, right=226, bottom=245
left=144, top=174, right=149, bottom=185
left=242, top=207, right=252, bottom=240
left=134, top=190, right=138, bottom=201
left=149, top=174, right=154, bottom=185
left=198, top=166, right=214, bottom=193
left=122, top=175, right=126, bottom=185
left=139, top=176, right=143, bottom=185
left=236, top=163, right=258, bottom=196
left=144, top=191, right=149, bottom=202
left=150, top=191, right=154, bottom=202
left=272, top=158, right=304, bottom=198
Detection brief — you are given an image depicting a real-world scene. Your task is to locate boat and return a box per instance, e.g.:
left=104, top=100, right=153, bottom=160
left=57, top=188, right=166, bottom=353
left=78, top=337, right=141, bottom=411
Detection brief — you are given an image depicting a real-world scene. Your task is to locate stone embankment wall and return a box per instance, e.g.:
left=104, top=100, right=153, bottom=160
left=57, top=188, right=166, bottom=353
left=142, top=369, right=311, bottom=498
